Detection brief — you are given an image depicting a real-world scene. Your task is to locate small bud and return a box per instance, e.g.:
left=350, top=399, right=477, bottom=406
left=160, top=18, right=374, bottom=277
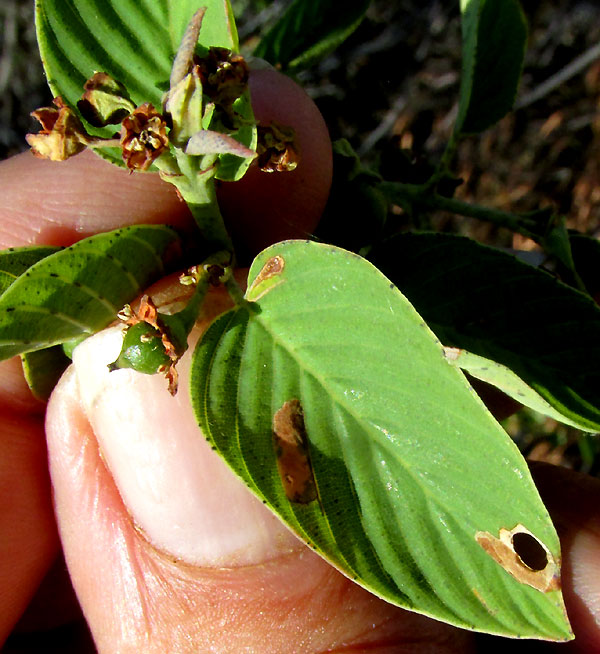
left=26, top=97, right=91, bottom=161
left=164, top=70, right=204, bottom=145
left=77, top=72, right=136, bottom=127
left=120, top=103, right=169, bottom=171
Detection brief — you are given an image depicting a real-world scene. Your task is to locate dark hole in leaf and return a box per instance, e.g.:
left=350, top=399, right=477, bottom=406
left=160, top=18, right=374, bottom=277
left=512, top=532, right=548, bottom=571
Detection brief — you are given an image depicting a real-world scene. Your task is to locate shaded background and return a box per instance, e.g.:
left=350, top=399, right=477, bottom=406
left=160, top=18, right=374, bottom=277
left=1, top=0, right=599, bottom=652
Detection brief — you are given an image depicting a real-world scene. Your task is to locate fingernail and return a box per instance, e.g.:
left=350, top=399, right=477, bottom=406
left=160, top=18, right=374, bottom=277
left=72, top=326, right=301, bottom=567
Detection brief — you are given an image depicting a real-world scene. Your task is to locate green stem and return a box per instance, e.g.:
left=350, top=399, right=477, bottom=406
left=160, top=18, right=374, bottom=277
left=382, top=181, right=537, bottom=234
left=382, top=181, right=589, bottom=293
left=223, top=270, right=246, bottom=306
left=156, top=149, right=234, bottom=254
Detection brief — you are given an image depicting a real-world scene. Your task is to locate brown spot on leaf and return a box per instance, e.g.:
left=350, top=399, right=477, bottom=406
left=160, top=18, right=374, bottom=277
left=476, top=524, right=560, bottom=593
left=442, top=346, right=462, bottom=361
left=273, top=399, right=317, bottom=504
left=246, top=256, right=285, bottom=300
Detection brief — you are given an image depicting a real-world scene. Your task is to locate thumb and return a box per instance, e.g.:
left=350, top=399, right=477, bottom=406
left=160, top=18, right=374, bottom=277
left=530, top=462, right=600, bottom=653
left=46, top=289, right=472, bottom=654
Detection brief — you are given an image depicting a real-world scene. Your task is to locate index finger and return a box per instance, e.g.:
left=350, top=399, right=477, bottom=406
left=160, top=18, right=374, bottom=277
left=0, top=149, right=192, bottom=249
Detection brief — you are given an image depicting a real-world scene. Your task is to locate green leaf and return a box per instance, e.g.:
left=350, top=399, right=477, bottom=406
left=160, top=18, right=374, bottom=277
left=214, top=96, right=258, bottom=182
left=445, top=347, right=592, bottom=431
left=253, top=0, right=371, bottom=73
left=21, top=346, right=71, bottom=401
left=0, top=225, right=180, bottom=361
left=369, top=232, right=600, bottom=432
left=191, top=240, right=571, bottom=640
left=455, top=0, right=527, bottom=134
left=0, top=245, right=61, bottom=296
left=36, top=0, right=239, bottom=164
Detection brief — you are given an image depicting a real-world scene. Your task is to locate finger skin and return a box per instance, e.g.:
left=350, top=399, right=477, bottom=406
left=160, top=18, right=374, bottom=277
left=0, top=150, right=192, bottom=249
left=46, top=360, right=474, bottom=654
left=0, top=149, right=191, bottom=644
left=0, top=412, right=59, bottom=644
left=530, top=463, right=600, bottom=652
left=217, top=68, right=333, bottom=262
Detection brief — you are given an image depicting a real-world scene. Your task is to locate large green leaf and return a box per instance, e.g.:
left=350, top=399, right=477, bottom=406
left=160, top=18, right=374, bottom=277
left=0, top=245, right=60, bottom=296
left=369, top=233, right=600, bottom=432
left=36, top=0, right=239, bottom=163
left=253, top=0, right=371, bottom=73
left=0, top=225, right=180, bottom=360
left=455, top=0, right=527, bottom=134
left=191, top=240, right=571, bottom=640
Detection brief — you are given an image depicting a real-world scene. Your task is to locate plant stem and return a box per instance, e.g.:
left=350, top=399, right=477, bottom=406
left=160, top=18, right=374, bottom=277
left=382, top=181, right=537, bottom=234
left=156, top=150, right=234, bottom=254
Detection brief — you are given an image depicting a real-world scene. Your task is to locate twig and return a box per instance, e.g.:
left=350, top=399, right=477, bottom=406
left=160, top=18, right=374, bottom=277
left=515, top=42, right=600, bottom=110
left=357, top=94, right=406, bottom=157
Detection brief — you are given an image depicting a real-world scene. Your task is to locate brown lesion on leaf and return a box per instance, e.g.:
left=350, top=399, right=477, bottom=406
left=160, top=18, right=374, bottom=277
left=26, top=97, right=93, bottom=161
left=120, top=103, right=170, bottom=171
left=256, top=122, right=300, bottom=173
left=442, top=346, right=462, bottom=362
left=273, top=398, right=317, bottom=504
left=246, top=255, right=285, bottom=301
left=476, top=524, right=560, bottom=593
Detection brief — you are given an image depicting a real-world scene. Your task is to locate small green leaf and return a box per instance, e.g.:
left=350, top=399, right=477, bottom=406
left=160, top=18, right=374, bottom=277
left=253, top=0, right=371, bottom=73
left=0, top=225, right=180, bottom=361
left=36, top=0, right=239, bottom=165
left=21, top=346, right=70, bottom=401
left=369, top=232, right=600, bottom=432
left=0, top=245, right=61, bottom=296
left=191, top=240, right=571, bottom=640
left=455, top=0, right=528, bottom=134
left=445, top=347, right=593, bottom=431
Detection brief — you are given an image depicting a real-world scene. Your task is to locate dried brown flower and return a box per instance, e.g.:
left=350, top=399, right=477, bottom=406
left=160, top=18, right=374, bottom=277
left=120, top=103, right=169, bottom=171
left=256, top=122, right=300, bottom=173
left=26, top=97, right=91, bottom=161
left=194, top=47, right=249, bottom=108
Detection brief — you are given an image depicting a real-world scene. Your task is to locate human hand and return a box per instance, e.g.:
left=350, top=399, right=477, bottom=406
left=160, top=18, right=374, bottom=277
left=2, top=72, right=600, bottom=654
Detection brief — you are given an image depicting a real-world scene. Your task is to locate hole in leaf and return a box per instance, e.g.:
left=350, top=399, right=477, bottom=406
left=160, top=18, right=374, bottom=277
left=512, top=531, right=548, bottom=571
left=476, top=525, right=559, bottom=593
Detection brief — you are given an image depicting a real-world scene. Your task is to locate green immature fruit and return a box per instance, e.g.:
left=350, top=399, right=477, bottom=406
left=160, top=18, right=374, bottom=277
left=109, top=322, right=171, bottom=375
